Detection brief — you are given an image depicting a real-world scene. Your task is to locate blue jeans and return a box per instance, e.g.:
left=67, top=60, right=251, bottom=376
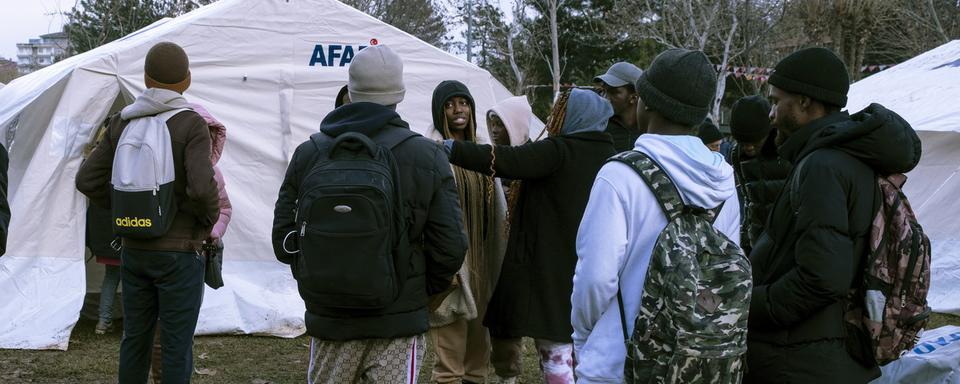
left=118, top=248, right=204, bottom=384
left=98, top=264, right=121, bottom=322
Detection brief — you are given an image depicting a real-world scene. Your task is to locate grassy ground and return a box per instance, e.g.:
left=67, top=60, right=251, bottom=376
left=2, top=313, right=958, bottom=383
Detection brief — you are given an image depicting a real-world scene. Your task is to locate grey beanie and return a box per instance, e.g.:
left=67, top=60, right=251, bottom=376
left=348, top=45, right=405, bottom=106
left=635, top=49, right=717, bottom=126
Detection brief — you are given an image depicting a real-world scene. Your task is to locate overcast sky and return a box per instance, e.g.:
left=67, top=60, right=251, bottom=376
left=0, top=0, right=70, bottom=60
left=0, top=0, right=518, bottom=62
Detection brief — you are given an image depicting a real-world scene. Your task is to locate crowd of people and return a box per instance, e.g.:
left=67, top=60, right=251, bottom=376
left=69, top=38, right=926, bottom=384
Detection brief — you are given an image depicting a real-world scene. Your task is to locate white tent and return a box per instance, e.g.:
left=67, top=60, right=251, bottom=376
left=847, top=40, right=960, bottom=315
left=0, top=0, right=526, bottom=350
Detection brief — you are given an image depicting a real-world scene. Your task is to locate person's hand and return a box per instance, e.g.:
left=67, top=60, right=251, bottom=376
left=428, top=276, right=460, bottom=311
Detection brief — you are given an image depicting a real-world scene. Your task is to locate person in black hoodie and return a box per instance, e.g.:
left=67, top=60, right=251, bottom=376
left=728, top=95, right=791, bottom=256
left=424, top=80, right=507, bottom=384
left=443, top=88, right=616, bottom=384
left=272, top=45, right=467, bottom=383
left=745, top=47, right=922, bottom=384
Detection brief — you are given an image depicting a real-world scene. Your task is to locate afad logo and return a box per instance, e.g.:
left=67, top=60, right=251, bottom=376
left=308, top=38, right=379, bottom=67
left=116, top=217, right=153, bottom=228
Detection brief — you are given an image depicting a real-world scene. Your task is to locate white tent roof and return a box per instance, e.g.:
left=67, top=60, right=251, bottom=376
left=847, top=40, right=960, bottom=315
left=0, top=0, right=525, bottom=349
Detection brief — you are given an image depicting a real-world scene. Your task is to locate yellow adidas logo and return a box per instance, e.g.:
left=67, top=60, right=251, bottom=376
left=115, top=217, right=153, bottom=228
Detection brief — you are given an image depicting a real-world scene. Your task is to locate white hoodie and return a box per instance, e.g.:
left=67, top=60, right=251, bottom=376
left=571, top=134, right=740, bottom=384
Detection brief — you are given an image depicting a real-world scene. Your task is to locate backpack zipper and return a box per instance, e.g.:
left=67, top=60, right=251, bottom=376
left=300, top=221, right=307, bottom=237
left=155, top=186, right=161, bottom=217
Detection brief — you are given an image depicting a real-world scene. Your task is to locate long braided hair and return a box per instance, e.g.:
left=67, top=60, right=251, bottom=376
left=442, top=114, right=497, bottom=301
left=503, top=90, right=571, bottom=232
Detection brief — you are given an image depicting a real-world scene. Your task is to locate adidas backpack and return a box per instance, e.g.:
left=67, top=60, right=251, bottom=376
left=791, top=158, right=932, bottom=366
left=290, top=127, right=415, bottom=310
left=611, top=151, right=752, bottom=384
left=110, top=108, right=186, bottom=239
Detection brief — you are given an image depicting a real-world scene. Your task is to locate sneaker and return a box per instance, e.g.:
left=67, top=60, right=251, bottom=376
left=95, top=319, right=113, bottom=334
left=495, top=377, right=518, bottom=384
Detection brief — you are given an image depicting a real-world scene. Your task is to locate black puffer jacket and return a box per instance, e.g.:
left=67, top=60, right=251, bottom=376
left=731, top=130, right=791, bottom=255
left=747, top=104, right=921, bottom=382
left=272, top=102, right=468, bottom=341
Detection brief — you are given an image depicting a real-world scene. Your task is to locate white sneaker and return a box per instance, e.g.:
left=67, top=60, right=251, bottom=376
left=496, top=376, right=517, bottom=384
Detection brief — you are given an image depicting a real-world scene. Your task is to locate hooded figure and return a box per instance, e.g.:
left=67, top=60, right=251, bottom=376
left=487, top=96, right=533, bottom=147
left=446, top=88, right=616, bottom=384
left=427, top=80, right=508, bottom=384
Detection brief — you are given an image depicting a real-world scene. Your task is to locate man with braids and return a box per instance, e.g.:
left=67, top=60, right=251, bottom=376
left=426, top=80, right=508, bottom=384
left=442, top=88, right=616, bottom=384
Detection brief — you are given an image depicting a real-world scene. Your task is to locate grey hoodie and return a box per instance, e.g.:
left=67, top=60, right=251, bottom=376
left=562, top=89, right=613, bottom=135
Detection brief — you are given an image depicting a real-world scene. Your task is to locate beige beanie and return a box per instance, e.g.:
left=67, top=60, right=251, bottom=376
left=348, top=45, right=405, bottom=106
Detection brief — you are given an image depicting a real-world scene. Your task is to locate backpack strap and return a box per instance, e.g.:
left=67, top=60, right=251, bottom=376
left=607, top=151, right=685, bottom=221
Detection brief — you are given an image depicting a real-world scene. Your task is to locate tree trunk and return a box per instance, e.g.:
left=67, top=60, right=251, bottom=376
left=549, top=0, right=560, bottom=97
left=507, top=29, right=525, bottom=95
left=713, top=2, right=738, bottom=123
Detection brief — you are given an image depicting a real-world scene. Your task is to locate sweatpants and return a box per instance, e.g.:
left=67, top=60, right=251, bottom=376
left=118, top=249, right=205, bottom=384
left=307, top=334, right=425, bottom=384
left=430, top=316, right=491, bottom=383
left=491, top=337, right=575, bottom=384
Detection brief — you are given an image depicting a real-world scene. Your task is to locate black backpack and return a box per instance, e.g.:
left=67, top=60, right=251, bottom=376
left=292, top=127, right=415, bottom=310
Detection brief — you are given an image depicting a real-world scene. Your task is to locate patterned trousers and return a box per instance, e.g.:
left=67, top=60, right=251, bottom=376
left=307, top=334, right=425, bottom=384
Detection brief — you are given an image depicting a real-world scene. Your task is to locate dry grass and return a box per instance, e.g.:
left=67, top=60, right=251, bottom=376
left=2, top=313, right=958, bottom=383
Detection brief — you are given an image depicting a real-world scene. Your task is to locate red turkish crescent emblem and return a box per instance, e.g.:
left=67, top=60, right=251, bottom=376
left=370, top=38, right=379, bottom=45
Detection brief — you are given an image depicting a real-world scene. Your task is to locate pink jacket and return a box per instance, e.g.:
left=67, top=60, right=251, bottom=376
left=191, top=104, right=232, bottom=241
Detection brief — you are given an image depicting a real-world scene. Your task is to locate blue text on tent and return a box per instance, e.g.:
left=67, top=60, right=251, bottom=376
left=913, top=332, right=960, bottom=354
left=309, top=45, right=368, bottom=67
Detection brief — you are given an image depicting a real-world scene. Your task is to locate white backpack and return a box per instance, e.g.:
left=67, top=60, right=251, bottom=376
left=110, top=108, right=187, bottom=239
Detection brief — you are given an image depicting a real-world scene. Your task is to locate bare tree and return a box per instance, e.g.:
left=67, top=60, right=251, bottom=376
left=790, top=0, right=896, bottom=81
left=610, top=0, right=784, bottom=121
left=527, top=0, right=568, bottom=97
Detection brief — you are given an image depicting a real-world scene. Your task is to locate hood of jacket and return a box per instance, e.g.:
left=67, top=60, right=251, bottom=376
left=319, top=102, right=406, bottom=137
left=120, top=88, right=192, bottom=120
left=431, top=80, right=477, bottom=140
left=635, top=134, right=736, bottom=210
left=488, top=96, right=533, bottom=146
left=796, top=104, right=922, bottom=175
left=561, top=89, right=613, bottom=135
left=190, top=103, right=226, bottom=165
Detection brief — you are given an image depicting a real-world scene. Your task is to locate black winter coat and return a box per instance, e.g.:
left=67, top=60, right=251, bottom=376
left=450, top=131, right=616, bottom=342
left=272, top=102, right=468, bottom=341
left=604, top=116, right=640, bottom=153
left=746, top=105, right=921, bottom=383
left=731, top=132, right=791, bottom=255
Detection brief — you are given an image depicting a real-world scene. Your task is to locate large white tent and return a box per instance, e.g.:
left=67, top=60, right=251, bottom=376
left=0, top=0, right=526, bottom=350
left=847, top=40, right=960, bottom=315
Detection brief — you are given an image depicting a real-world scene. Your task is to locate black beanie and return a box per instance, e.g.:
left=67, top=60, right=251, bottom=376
left=730, top=95, right=772, bottom=142
left=145, top=42, right=189, bottom=84
left=635, top=49, right=717, bottom=126
left=698, top=118, right=723, bottom=144
left=768, top=47, right=849, bottom=107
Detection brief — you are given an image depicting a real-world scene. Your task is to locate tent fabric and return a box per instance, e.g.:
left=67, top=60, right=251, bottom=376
left=846, top=40, right=960, bottom=315
left=870, top=325, right=960, bottom=384
left=0, top=0, right=530, bottom=350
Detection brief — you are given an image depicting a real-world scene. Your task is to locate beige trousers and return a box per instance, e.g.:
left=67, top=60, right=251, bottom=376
left=430, top=316, right=491, bottom=383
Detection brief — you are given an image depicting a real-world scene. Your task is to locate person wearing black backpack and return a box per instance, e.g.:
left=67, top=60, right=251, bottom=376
left=744, top=48, right=922, bottom=383
left=76, top=42, right=220, bottom=384
left=271, top=45, right=467, bottom=384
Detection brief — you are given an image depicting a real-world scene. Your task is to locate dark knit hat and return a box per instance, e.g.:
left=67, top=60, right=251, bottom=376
left=730, top=95, right=772, bottom=142
left=768, top=47, right=849, bottom=107
left=698, top=118, right=723, bottom=144
left=144, top=42, right=190, bottom=93
left=635, top=49, right=717, bottom=126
